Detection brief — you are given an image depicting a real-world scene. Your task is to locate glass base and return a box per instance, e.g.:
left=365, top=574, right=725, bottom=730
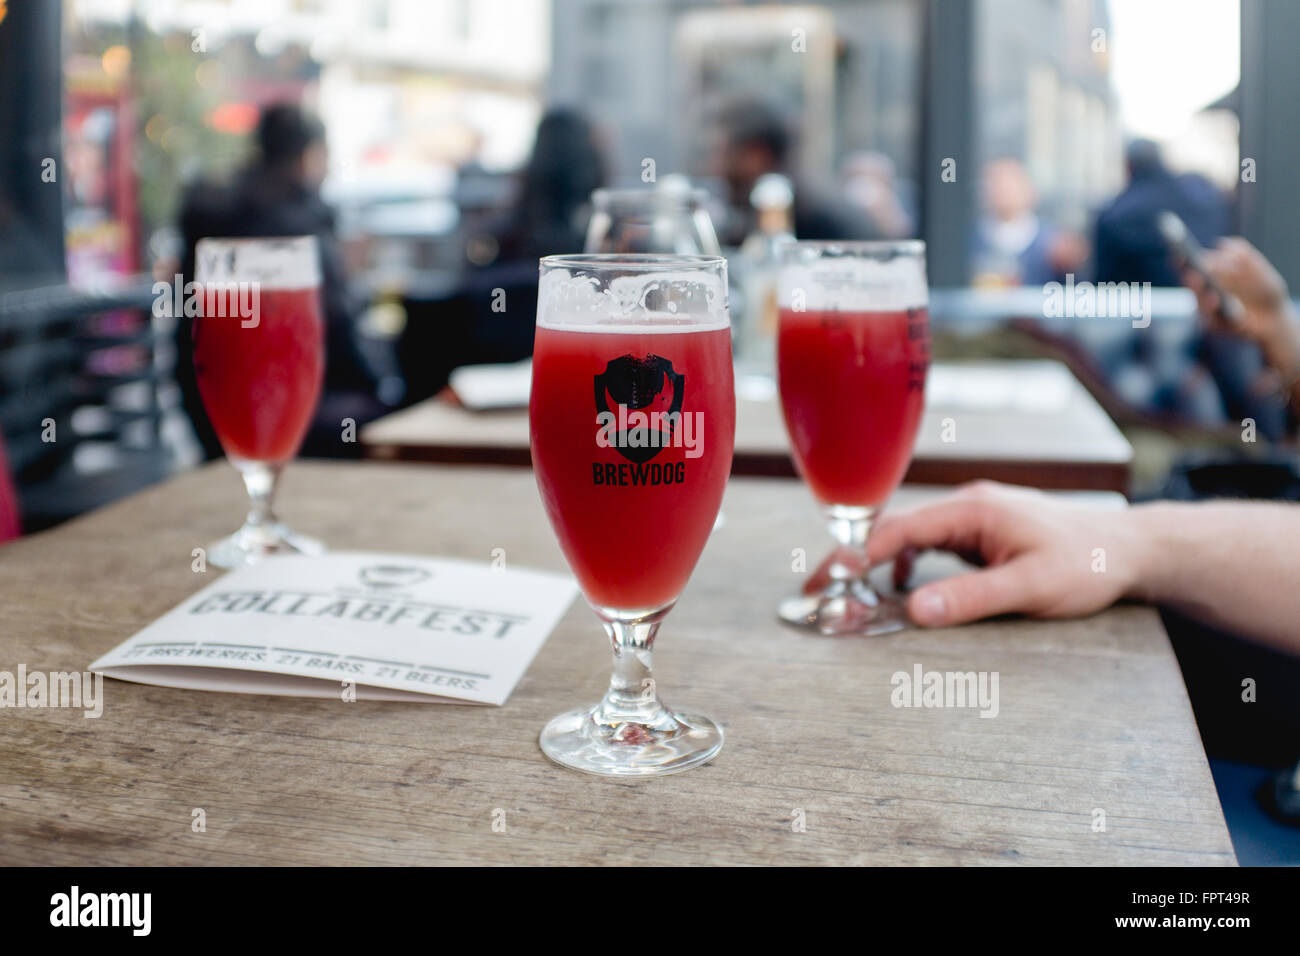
left=779, top=577, right=907, bottom=636
left=780, top=507, right=909, bottom=635
left=540, top=705, right=723, bottom=777
left=207, top=522, right=324, bottom=568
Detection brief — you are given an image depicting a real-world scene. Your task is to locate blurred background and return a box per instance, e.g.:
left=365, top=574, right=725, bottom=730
left=8, top=0, right=1296, bottom=533
left=3, top=0, right=1300, bottom=861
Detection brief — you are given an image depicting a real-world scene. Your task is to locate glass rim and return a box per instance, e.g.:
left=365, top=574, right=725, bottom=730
left=779, top=239, right=926, bottom=256
left=590, top=186, right=710, bottom=205
left=540, top=253, right=727, bottom=272
left=194, top=235, right=321, bottom=289
left=194, top=235, right=318, bottom=247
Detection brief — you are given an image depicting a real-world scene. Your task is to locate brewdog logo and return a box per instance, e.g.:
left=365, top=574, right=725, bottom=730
left=592, top=354, right=704, bottom=486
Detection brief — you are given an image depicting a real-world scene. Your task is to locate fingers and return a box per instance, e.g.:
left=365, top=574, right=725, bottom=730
left=891, top=546, right=917, bottom=591
left=907, top=560, right=1040, bottom=627
left=867, top=496, right=991, bottom=569
left=868, top=482, right=1051, bottom=624
left=1213, top=236, right=1255, bottom=270
left=868, top=481, right=1035, bottom=569
left=803, top=546, right=868, bottom=597
left=1183, top=268, right=1225, bottom=330
left=1201, top=245, right=1243, bottom=300
left=1208, top=237, right=1288, bottom=306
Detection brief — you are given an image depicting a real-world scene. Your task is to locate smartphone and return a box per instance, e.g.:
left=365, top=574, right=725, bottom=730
left=1158, top=211, right=1243, bottom=325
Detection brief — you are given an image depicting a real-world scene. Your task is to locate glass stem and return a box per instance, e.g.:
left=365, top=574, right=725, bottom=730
left=591, top=603, right=677, bottom=735
left=239, top=461, right=281, bottom=530
left=824, top=504, right=875, bottom=584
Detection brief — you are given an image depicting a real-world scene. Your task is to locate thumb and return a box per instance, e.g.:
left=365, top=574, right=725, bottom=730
left=907, top=561, right=1038, bottom=627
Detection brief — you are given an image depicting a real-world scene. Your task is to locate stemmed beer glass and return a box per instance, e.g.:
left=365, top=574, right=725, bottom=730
left=775, top=241, right=930, bottom=635
left=193, top=236, right=326, bottom=568
left=529, top=254, right=735, bottom=776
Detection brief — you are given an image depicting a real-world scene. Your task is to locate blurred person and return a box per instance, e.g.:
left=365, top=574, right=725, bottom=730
left=714, top=100, right=877, bottom=246
left=1177, top=167, right=1232, bottom=242
left=1083, top=141, right=1245, bottom=429
left=840, top=151, right=915, bottom=239
left=453, top=126, right=503, bottom=244
left=177, top=102, right=383, bottom=461
left=973, top=157, right=1083, bottom=287
left=488, top=108, right=607, bottom=264
left=1094, top=139, right=1228, bottom=287
left=445, top=108, right=608, bottom=369
left=455, top=126, right=489, bottom=184
left=399, top=109, right=608, bottom=403
left=1183, top=236, right=1300, bottom=433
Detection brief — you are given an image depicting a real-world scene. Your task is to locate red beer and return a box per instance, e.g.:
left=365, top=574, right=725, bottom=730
left=195, top=286, right=324, bottom=464
left=774, top=240, right=929, bottom=636
left=531, top=323, right=735, bottom=609
left=777, top=306, right=929, bottom=507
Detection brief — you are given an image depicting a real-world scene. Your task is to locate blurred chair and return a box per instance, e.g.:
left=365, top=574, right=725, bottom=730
left=1007, top=315, right=1251, bottom=443
left=0, top=278, right=172, bottom=531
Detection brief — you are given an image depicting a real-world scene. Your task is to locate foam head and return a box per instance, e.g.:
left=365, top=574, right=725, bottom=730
left=195, top=236, right=321, bottom=290
left=538, top=255, right=729, bottom=333
left=778, top=241, right=928, bottom=312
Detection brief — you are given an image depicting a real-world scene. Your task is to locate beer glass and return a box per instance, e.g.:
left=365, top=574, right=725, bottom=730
left=775, top=241, right=930, bottom=635
left=194, top=236, right=325, bottom=568
left=584, top=185, right=721, bottom=255
left=530, top=254, right=734, bottom=776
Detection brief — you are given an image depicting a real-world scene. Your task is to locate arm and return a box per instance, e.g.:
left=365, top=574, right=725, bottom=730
left=1124, top=499, right=1300, bottom=650
left=867, top=481, right=1300, bottom=654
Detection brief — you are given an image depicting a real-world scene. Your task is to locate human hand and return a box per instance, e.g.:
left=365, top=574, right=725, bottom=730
left=866, top=482, right=1146, bottom=628
left=1185, top=238, right=1298, bottom=370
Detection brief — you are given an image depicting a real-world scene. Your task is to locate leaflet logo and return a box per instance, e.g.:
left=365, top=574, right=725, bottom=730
left=50, top=886, right=151, bottom=936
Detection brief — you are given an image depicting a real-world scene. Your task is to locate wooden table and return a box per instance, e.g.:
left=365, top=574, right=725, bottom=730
left=0, top=462, right=1230, bottom=865
left=362, top=360, right=1134, bottom=492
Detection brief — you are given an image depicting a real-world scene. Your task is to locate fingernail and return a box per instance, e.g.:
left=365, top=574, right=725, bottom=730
left=912, top=590, right=947, bottom=626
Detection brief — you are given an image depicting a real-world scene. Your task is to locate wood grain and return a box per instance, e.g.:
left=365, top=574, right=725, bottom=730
left=0, top=462, right=1229, bottom=865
